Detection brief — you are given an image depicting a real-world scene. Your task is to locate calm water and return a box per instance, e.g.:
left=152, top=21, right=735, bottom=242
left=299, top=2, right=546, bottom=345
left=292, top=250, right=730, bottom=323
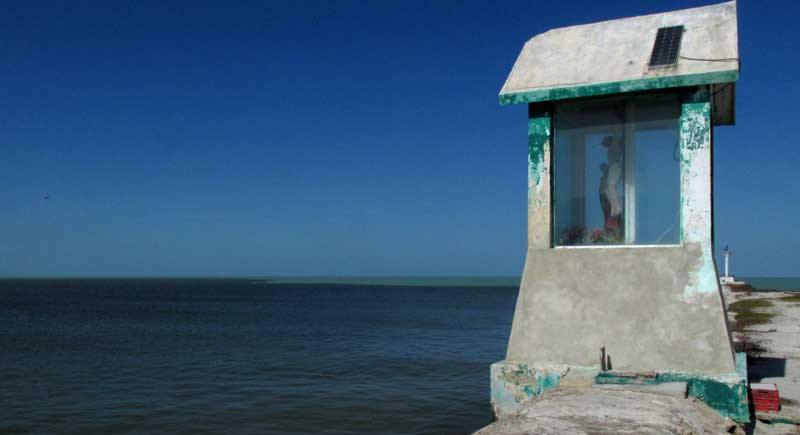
left=0, top=279, right=518, bottom=434
left=739, top=277, right=800, bottom=291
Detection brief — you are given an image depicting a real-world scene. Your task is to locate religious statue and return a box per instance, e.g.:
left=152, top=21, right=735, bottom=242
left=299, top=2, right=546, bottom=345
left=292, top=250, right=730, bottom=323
left=600, top=133, right=623, bottom=232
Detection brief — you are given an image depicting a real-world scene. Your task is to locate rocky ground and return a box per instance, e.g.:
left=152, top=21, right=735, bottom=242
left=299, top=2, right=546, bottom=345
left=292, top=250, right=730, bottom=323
left=725, top=285, right=800, bottom=435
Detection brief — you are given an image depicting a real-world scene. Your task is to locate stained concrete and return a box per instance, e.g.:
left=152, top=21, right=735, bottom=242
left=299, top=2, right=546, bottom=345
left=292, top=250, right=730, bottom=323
left=503, top=87, right=736, bottom=375
left=500, top=1, right=738, bottom=104
left=476, top=386, right=741, bottom=435
left=506, top=243, right=735, bottom=373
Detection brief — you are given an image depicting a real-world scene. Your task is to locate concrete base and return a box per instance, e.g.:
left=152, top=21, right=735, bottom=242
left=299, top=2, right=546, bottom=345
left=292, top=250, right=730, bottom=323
left=490, top=361, right=601, bottom=418
left=490, top=353, right=750, bottom=423
left=507, top=245, right=737, bottom=374
left=595, top=352, right=750, bottom=423
left=478, top=386, right=743, bottom=435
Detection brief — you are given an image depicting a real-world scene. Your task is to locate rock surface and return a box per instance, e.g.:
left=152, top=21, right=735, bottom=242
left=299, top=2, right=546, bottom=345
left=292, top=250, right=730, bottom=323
left=476, top=386, right=738, bottom=435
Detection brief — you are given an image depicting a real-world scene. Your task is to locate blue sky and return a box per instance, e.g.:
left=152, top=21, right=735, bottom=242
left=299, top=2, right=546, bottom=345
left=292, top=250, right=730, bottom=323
left=1, top=0, right=797, bottom=277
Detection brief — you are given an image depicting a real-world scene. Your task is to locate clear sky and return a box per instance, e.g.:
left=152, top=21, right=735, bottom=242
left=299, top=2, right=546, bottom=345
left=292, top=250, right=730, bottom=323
left=2, top=1, right=797, bottom=277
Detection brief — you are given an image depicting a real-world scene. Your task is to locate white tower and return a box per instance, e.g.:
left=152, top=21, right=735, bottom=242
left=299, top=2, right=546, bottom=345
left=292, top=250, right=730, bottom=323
left=722, top=245, right=733, bottom=279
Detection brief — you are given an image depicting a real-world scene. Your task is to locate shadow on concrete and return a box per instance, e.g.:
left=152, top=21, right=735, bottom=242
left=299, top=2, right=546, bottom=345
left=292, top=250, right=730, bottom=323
left=748, top=356, right=787, bottom=381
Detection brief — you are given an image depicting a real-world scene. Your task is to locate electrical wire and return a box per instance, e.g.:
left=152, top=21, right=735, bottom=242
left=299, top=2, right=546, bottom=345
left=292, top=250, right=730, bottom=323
left=679, top=56, right=739, bottom=62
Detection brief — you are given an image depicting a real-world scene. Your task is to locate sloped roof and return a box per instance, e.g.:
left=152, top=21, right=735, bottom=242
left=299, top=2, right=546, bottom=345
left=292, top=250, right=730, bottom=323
left=499, top=1, right=739, bottom=106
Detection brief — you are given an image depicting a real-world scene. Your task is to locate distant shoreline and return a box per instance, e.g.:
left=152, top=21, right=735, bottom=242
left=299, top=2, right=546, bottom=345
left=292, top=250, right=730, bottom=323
left=0, top=276, right=522, bottom=287
left=0, top=275, right=797, bottom=290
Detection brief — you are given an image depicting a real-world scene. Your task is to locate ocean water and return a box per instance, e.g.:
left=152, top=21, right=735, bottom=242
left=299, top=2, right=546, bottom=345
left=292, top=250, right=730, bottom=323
left=0, top=279, right=518, bottom=435
left=739, top=277, right=800, bottom=291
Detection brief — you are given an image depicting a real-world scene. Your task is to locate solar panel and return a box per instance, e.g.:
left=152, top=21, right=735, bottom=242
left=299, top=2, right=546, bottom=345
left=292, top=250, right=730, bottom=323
left=649, top=26, right=684, bottom=68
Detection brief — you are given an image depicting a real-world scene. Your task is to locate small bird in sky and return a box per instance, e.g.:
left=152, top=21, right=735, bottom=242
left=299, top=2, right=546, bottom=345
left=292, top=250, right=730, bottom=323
left=42, top=193, right=50, bottom=200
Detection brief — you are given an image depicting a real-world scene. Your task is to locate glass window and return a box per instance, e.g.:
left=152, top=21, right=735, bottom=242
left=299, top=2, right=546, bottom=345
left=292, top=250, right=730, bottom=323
left=553, top=93, right=680, bottom=246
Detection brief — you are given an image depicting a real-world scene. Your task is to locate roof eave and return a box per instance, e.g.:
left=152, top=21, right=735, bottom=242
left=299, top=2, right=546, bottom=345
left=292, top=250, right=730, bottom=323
left=498, top=69, right=739, bottom=106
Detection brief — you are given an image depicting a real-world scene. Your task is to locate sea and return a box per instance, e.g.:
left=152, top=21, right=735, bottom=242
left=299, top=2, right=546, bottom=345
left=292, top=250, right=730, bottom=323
left=2, top=276, right=797, bottom=435
left=1, top=277, right=519, bottom=435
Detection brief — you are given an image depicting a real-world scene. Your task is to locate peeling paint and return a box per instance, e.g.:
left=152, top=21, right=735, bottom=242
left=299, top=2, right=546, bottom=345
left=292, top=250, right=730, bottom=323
left=527, top=105, right=552, bottom=249
left=595, top=353, right=749, bottom=422
left=679, top=87, right=720, bottom=302
left=527, top=106, right=550, bottom=189
left=680, top=88, right=712, bottom=152
left=500, top=70, right=738, bottom=105
left=494, top=358, right=749, bottom=423
left=490, top=361, right=568, bottom=418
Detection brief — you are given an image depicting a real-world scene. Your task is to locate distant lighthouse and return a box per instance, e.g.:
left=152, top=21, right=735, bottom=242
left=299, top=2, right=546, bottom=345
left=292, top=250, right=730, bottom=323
left=722, top=245, right=732, bottom=278
left=720, top=245, right=737, bottom=285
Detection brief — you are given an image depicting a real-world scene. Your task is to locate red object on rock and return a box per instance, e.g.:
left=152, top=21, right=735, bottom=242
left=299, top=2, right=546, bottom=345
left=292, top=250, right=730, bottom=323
left=751, top=383, right=780, bottom=413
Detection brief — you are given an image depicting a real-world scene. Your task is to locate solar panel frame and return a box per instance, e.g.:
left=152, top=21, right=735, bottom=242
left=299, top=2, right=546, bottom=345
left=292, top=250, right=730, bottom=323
left=649, top=25, right=684, bottom=68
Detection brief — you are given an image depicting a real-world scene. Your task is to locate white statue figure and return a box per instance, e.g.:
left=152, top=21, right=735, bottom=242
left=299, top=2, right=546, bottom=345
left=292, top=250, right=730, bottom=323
left=600, top=134, right=623, bottom=230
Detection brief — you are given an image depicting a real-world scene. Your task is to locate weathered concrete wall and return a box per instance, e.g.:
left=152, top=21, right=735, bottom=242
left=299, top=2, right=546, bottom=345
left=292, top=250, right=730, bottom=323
left=500, top=1, right=739, bottom=105
left=505, top=86, right=735, bottom=375
left=506, top=245, right=735, bottom=373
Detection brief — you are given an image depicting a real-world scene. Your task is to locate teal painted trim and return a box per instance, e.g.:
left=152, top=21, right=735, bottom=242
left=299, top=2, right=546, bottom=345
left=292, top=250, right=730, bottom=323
left=595, top=369, right=749, bottom=423
left=526, top=103, right=553, bottom=249
left=678, top=87, right=712, bottom=246
left=595, top=372, right=659, bottom=385
left=527, top=104, right=551, bottom=188
left=688, top=377, right=749, bottom=423
left=500, top=70, right=738, bottom=105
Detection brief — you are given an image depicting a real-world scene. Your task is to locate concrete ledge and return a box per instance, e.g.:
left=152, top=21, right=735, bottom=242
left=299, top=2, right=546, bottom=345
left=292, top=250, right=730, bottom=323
left=594, top=353, right=750, bottom=422
left=491, top=354, right=749, bottom=423
left=477, top=386, right=743, bottom=435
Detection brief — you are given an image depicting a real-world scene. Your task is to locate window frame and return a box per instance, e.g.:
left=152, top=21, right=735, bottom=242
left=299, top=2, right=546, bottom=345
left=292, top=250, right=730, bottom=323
left=549, top=92, right=683, bottom=248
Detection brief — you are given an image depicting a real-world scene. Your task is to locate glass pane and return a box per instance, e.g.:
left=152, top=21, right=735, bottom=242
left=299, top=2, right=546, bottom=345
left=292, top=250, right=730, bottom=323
left=553, top=94, right=680, bottom=246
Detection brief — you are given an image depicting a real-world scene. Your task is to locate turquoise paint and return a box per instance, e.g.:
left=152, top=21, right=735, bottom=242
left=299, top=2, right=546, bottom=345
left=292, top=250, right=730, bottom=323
left=594, top=354, right=749, bottom=423
left=679, top=93, right=711, bottom=152
left=527, top=105, right=551, bottom=187
left=596, top=373, right=748, bottom=422
left=678, top=87, right=723, bottom=303
left=678, top=85, right=705, bottom=243
left=500, top=70, right=738, bottom=105
left=495, top=362, right=749, bottom=422
left=595, top=372, right=659, bottom=385
left=490, top=361, right=563, bottom=418
left=537, top=372, right=560, bottom=391
left=688, top=377, right=749, bottom=422
left=526, top=103, right=553, bottom=249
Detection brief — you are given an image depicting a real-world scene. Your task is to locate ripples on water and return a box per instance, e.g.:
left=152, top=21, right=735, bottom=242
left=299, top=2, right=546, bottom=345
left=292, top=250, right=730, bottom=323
left=1, top=279, right=517, bottom=434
